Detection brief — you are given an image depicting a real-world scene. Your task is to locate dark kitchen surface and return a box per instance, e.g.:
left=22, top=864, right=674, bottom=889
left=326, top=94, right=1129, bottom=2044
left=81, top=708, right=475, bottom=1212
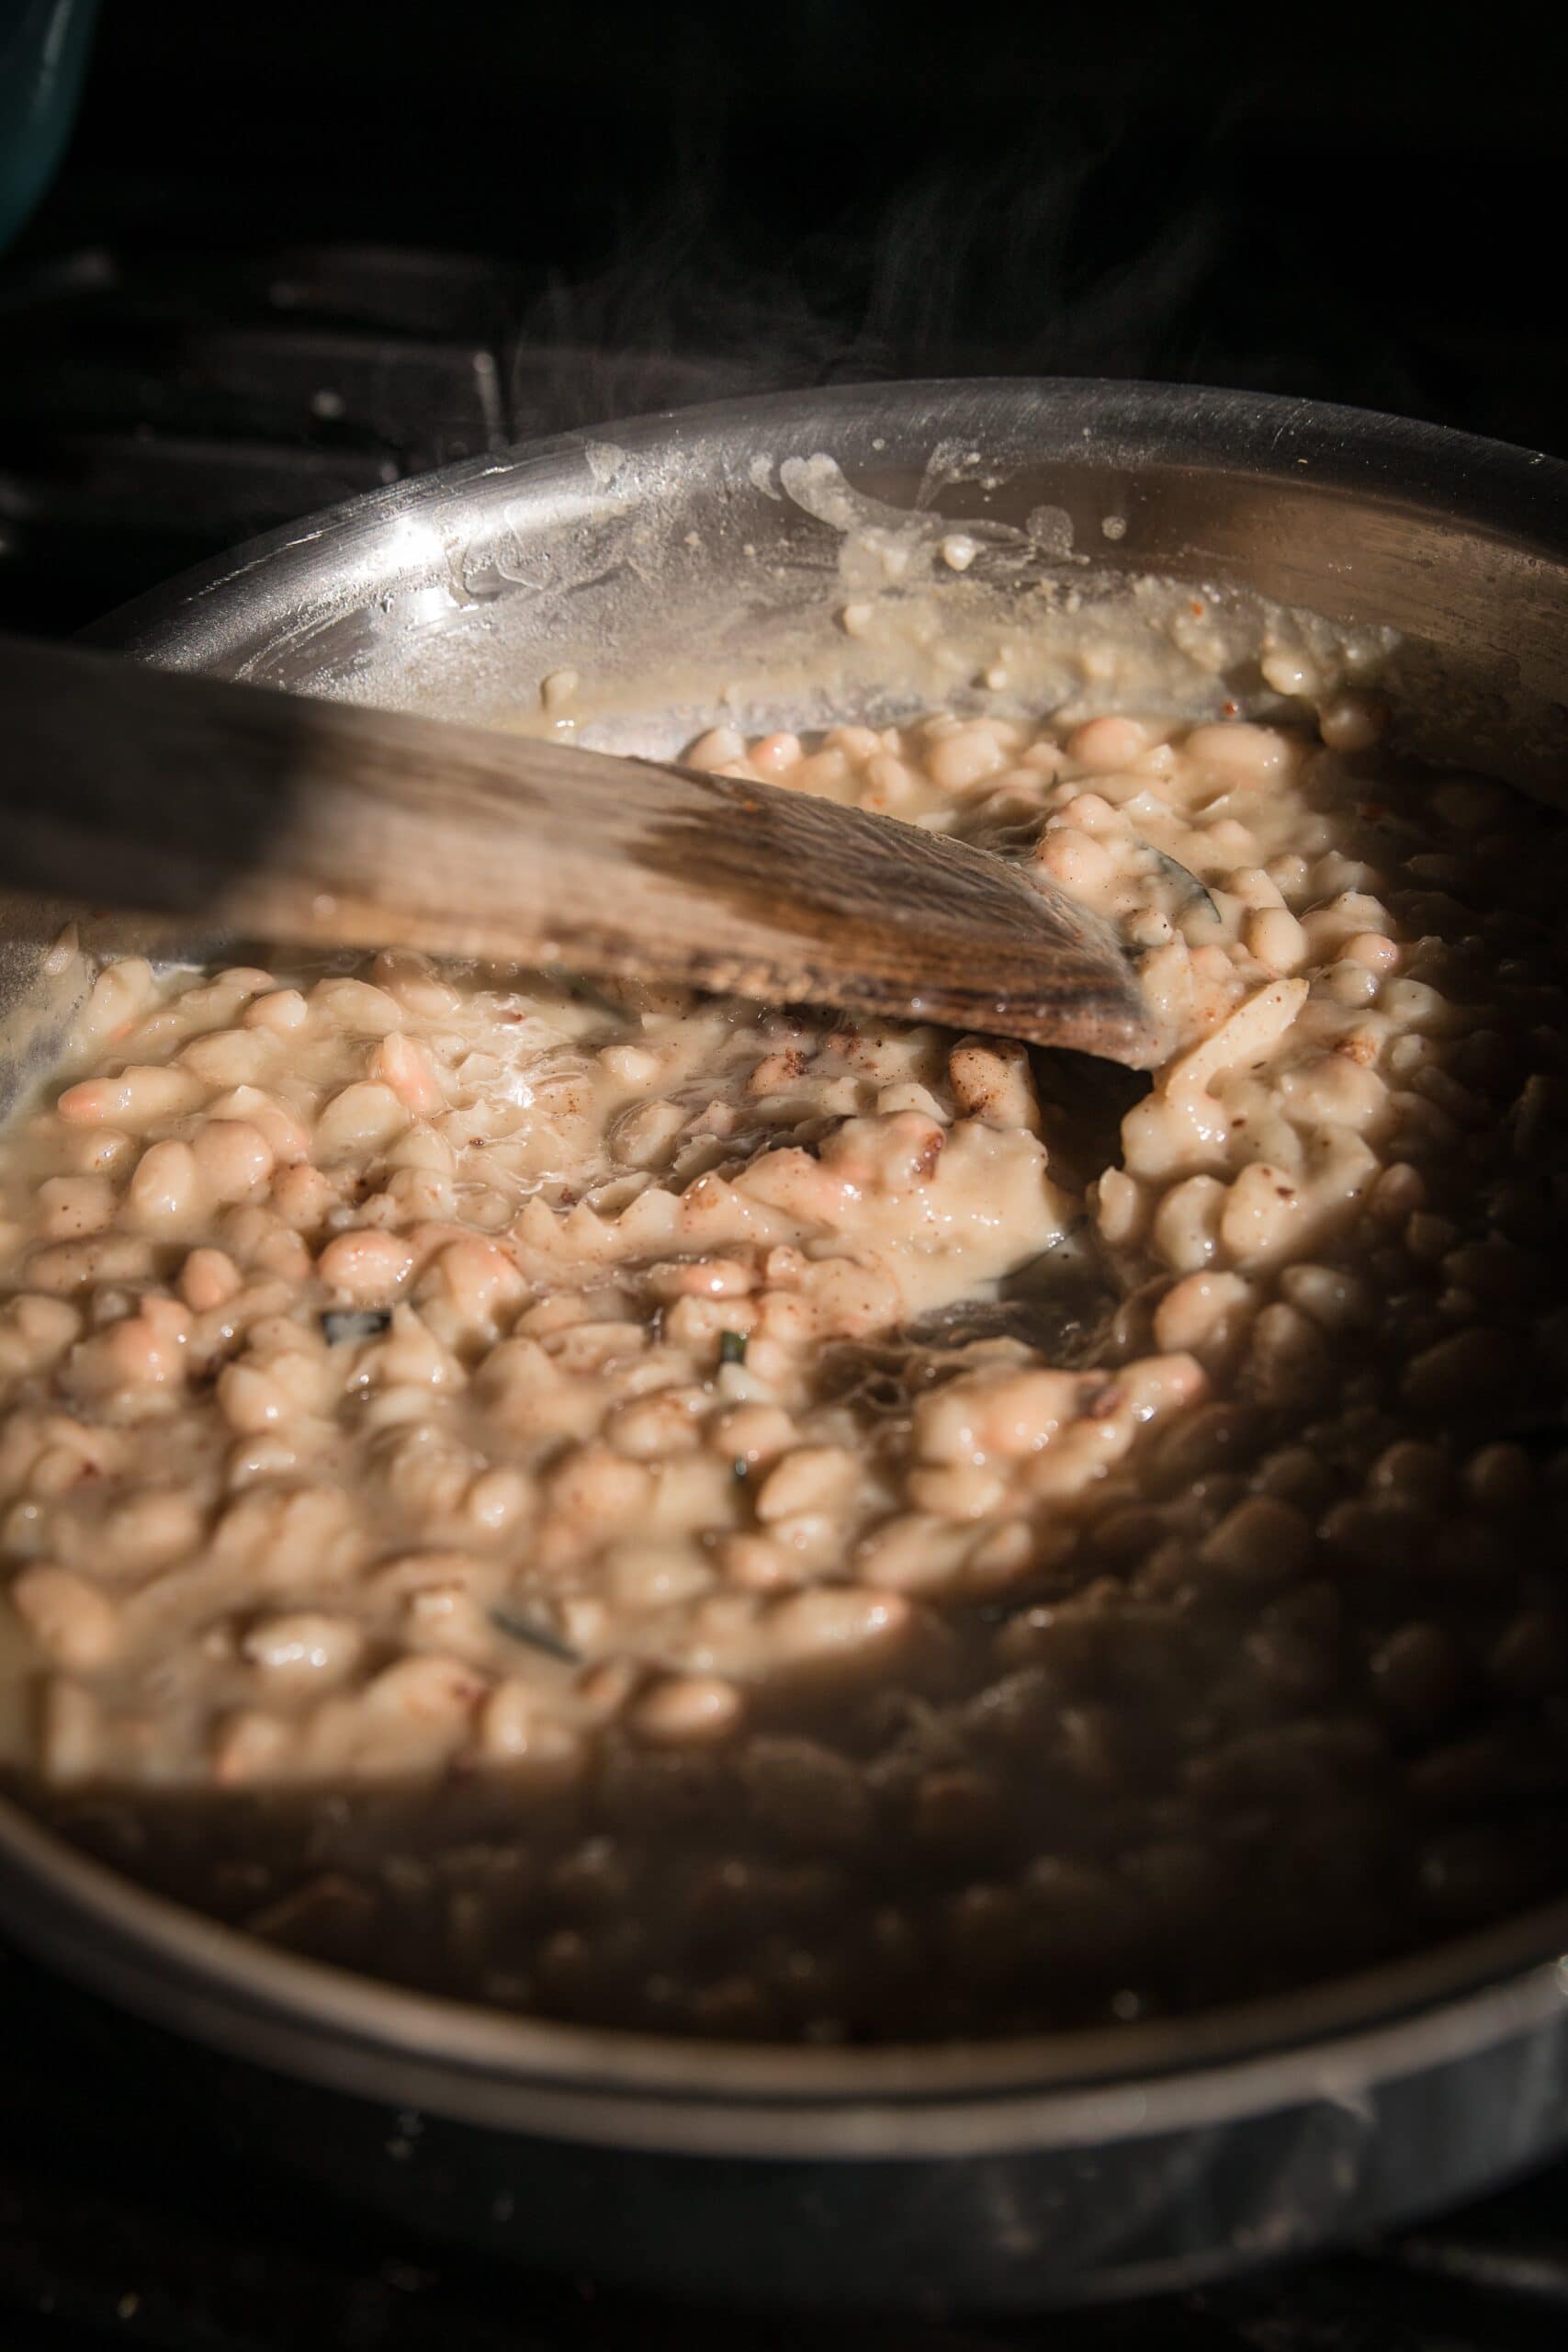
left=3, top=1, right=1568, bottom=2340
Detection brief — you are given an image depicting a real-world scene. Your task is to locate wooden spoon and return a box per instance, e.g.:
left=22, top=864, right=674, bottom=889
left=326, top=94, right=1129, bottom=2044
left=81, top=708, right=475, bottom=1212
left=0, top=635, right=1159, bottom=1067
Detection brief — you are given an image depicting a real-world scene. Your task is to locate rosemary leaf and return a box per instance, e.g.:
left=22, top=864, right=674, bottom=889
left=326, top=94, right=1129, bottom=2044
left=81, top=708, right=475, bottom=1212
left=321, top=1308, right=392, bottom=1345
left=488, top=1603, right=581, bottom=1664
left=1145, top=843, right=1220, bottom=922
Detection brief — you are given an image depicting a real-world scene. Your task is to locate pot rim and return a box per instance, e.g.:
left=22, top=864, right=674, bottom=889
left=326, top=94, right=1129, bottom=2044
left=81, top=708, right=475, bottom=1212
left=4, top=1791, right=1568, bottom=2154
left=87, top=375, right=1568, bottom=677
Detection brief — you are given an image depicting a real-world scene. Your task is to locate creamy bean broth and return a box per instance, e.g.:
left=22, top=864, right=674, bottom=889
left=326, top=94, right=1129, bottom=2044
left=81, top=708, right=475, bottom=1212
left=2, top=695, right=1567, bottom=2042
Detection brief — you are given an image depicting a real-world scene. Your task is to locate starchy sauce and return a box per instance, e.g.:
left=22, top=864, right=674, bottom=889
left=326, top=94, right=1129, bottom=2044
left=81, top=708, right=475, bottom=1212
left=2, top=698, right=1566, bottom=2041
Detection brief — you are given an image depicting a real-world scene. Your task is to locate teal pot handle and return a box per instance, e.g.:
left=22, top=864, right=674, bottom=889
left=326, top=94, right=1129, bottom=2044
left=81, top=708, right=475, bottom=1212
left=0, top=0, right=101, bottom=254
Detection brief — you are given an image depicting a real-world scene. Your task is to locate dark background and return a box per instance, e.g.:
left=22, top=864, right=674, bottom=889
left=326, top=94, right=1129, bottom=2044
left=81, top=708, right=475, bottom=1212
left=5, top=6, right=1568, bottom=2344
left=0, top=0, right=1561, bottom=632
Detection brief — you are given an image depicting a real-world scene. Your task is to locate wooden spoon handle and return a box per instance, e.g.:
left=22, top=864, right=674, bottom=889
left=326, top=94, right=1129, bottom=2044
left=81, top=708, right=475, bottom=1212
left=0, top=635, right=1160, bottom=1067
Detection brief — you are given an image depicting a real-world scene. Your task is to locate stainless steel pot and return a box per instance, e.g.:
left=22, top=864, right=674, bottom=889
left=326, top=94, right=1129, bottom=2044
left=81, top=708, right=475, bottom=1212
left=2, top=379, right=1568, bottom=2310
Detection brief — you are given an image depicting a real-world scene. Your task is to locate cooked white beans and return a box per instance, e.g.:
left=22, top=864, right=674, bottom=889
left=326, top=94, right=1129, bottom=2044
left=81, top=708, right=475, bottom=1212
left=4, top=698, right=1568, bottom=2046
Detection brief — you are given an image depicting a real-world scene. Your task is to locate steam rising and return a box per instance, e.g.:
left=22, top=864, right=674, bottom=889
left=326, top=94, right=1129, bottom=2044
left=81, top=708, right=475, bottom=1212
left=506, top=127, right=1226, bottom=428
